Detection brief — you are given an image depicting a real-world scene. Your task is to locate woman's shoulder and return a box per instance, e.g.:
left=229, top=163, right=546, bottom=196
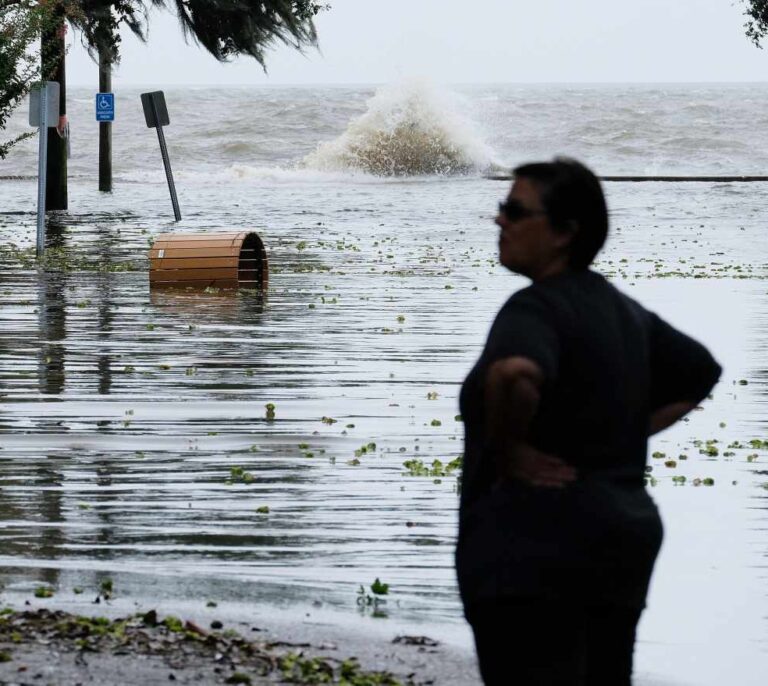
left=506, top=272, right=586, bottom=315
left=505, top=269, right=648, bottom=330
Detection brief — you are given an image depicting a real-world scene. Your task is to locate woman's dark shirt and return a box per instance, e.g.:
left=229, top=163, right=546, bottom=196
left=456, top=269, right=722, bottom=609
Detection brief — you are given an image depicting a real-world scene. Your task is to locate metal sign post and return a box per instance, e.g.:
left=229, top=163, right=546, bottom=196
left=29, top=81, right=60, bottom=257
left=140, top=91, right=181, bottom=221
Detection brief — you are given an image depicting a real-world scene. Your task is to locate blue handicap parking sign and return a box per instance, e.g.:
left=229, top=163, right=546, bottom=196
left=96, top=93, right=115, bottom=121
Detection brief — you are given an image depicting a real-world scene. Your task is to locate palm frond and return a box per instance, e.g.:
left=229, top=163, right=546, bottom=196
left=743, top=0, right=768, bottom=47
left=148, top=1, right=319, bottom=66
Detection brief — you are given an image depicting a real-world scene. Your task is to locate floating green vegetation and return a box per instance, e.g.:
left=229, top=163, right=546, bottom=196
left=426, top=391, right=438, bottom=400
left=280, top=653, right=401, bottom=686
left=402, top=457, right=462, bottom=478
left=321, top=416, right=337, bottom=425
left=353, top=442, right=377, bottom=458
left=228, top=466, right=255, bottom=484
left=690, top=437, right=768, bottom=456
left=370, top=578, right=389, bottom=596
left=0, top=244, right=141, bottom=273
left=594, top=255, right=768, bottom=280
left=430, top=419, right=441, bottom=427
left=356, top=578, right=391, bottom=619
left=255, top=506, right=270, bottom=515
left=693, top=478, right=715, bottom=487
left=265, top=403, right=276, bottom=421
left=33, top=587, right=53, bottom=599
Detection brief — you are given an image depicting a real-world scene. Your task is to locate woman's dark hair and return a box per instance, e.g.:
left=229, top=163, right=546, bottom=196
left=513, top=157, right=608, bottom=270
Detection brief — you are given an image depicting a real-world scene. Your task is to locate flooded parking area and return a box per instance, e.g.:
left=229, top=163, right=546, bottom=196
left=1, top=175, right=767, bottom=684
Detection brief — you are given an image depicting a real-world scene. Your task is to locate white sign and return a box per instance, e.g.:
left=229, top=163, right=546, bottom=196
left=29, top=82, right=60, bottom=128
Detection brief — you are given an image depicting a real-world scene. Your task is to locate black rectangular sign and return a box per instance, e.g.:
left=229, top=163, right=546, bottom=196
left=140, top=91, right=170, bottom=128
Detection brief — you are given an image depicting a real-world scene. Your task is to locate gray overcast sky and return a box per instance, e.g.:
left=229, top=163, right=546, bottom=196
left=67, top=0, right=768, bottom=86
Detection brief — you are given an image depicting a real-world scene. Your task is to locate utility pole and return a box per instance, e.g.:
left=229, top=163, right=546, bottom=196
left=41, top=4, right=67, bottom=211
left=98, top=50, right=112, bottom=192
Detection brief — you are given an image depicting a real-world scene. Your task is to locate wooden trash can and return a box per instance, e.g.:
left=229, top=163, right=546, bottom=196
left=148, top=231, right=268, bottom=289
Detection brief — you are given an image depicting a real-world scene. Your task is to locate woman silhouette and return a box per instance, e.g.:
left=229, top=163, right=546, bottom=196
left=456, top=158, right=721, bottom=685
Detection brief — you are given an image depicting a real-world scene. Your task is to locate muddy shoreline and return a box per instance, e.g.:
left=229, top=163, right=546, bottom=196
left=0, top=605, right=480, bottom=685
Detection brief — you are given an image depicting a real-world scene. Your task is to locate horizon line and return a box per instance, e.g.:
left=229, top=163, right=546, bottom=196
left=64, top=79, right=768, bottom=88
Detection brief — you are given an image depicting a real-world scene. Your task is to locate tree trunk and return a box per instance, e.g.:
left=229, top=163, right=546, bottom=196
left=98, top=50, right=112, bottom=193
left=41, top=6, right=67, bottom=211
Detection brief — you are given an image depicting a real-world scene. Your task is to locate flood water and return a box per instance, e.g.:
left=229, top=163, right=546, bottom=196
left=1, top=84, right=767, bottom=684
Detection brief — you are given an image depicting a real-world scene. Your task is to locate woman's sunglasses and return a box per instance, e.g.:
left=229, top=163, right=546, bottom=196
left=498, top=200, right=547, bottom=223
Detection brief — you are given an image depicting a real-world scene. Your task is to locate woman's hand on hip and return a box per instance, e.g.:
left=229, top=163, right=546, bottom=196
left=502, top=442, right=577, bottom=488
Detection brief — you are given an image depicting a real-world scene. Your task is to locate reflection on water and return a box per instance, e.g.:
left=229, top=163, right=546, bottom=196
left=1, top=176, right=767, bottom=683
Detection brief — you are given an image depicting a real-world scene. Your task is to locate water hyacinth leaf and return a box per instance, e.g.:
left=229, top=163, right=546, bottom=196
left=163, top=616, right=184, bottom=632
left=370, top=578, right=389, bottom=595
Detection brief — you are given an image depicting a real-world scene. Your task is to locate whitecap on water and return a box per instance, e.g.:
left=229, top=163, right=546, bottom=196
left=303, top=81, right=496, bottom=176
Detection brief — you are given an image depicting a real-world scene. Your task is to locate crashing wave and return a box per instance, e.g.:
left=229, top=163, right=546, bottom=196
left=303, top=81, right=494, bottom=176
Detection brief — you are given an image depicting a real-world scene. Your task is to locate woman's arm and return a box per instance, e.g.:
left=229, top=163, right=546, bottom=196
left=648, top=401, right=697, bottom=436
left=485, top=356, right=576, bottom=488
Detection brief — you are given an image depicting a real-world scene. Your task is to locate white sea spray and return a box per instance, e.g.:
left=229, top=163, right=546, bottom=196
left=302, top=81, right=495, bottom=176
